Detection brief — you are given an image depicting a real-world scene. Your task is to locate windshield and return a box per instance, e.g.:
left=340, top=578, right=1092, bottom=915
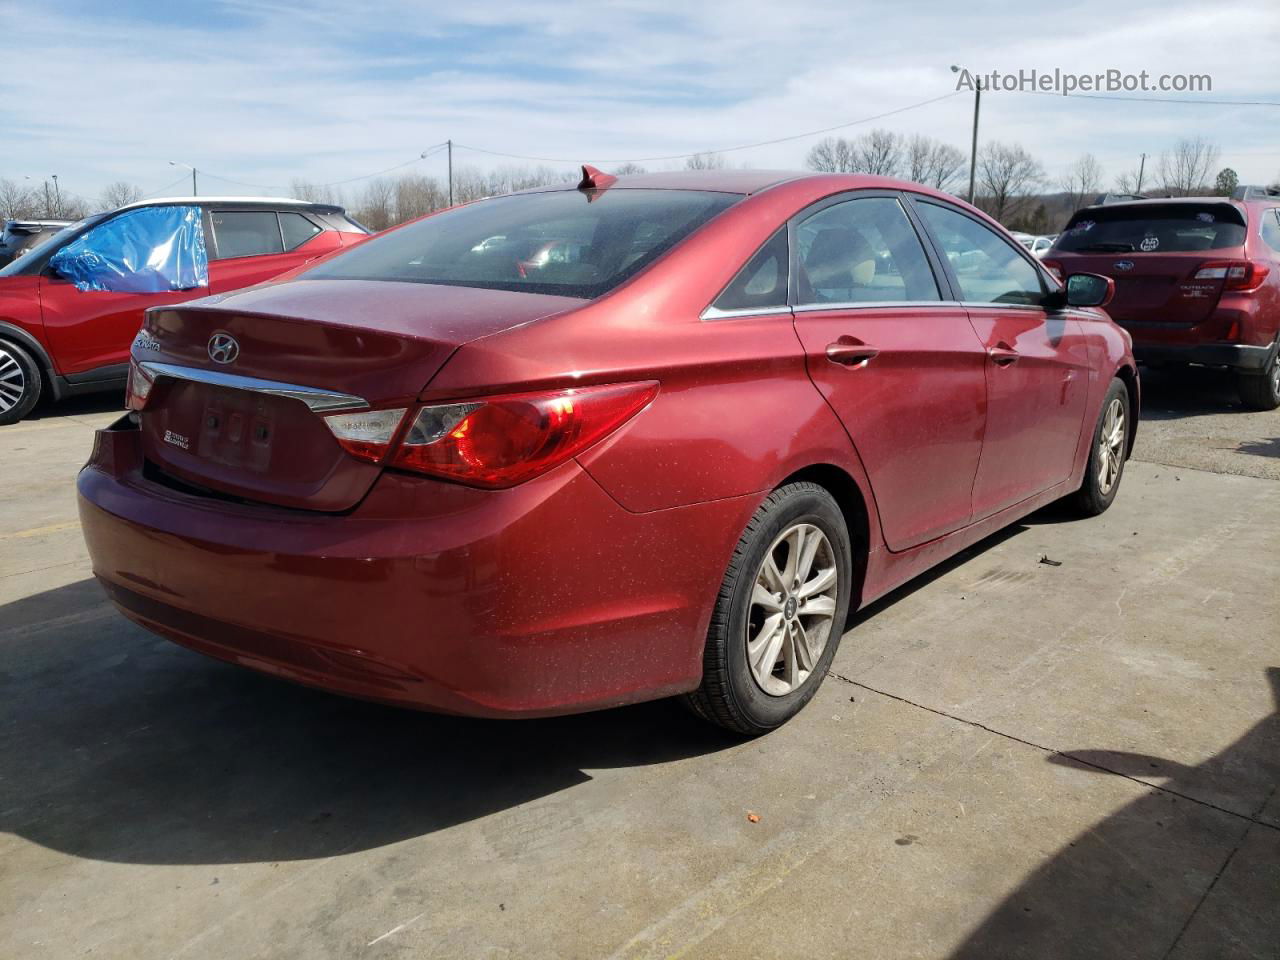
left=0, top=215, right=107, bottom=276
left=1056, top=203, right=1246, bottom=254
left=303, top=188, right=740, bottom=299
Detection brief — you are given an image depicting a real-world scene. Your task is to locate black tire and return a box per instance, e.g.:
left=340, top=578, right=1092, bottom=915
left=1065, top=377, right=1130, bottom=517
left=1236, top=352, right=1280, bottom=411
left=683, top=482, right=854, bottom=736
left=0, top=340, right=42, bottom=426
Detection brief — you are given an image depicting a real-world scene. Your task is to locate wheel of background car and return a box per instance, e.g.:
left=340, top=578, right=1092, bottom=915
left=684, top=481, right=853, bottom=735
left=1236, top=352, right=1280, bottom=411
left=0, top=340, right=42, bottom=425
left=1065, top=378, right=1130, bottom=517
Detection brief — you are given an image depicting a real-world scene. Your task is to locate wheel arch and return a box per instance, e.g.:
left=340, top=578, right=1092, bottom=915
left=0, top=321, right=60, bottom=401
left=780, top=462, right=871, bottom=611
left=1114, top=363, right=1139, bottom=457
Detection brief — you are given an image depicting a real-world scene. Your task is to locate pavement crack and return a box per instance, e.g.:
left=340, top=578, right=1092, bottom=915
left=827, top=671, right=1280, bottom=834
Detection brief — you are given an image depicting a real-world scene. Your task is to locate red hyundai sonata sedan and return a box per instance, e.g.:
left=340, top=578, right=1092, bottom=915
left=78, top=168, right=1136, bottom=734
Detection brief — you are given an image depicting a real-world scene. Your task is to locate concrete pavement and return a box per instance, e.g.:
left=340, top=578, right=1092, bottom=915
left=1, top=382, right=1277, bottom=959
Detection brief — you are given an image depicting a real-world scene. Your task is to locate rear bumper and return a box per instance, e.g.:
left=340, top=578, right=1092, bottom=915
left=77, top=415, right=754, bottom=717
left=1134, top=339, right=1277, bottom=371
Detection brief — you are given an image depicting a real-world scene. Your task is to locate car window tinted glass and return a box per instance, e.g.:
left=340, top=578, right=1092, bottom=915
left=1261, top=209, right=1280, bottom=253
left=795, top=196, right=939, bottom=305
left=280, top=212, right=322, bottom=251
left=713, top=228, right=788, bottom=311
left=918, top=202, right=1044, bottom=305
left=211, top=211, right=284, bottom=259
left=304, top=189, right=739, bottom=300
left=1056, top=203, right=1247, bottom=254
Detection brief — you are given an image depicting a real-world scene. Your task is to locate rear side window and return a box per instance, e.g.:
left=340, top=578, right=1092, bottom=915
left=280, top=212, right=322, bottom=251
left=1056, top=203, right=1246, bottom=254
left=713, top=228, right=788, bottom=311
left=304, top=189, right=739, bottom=299
left=796, top=196, right=940, bottom=305
left=1261, top=209, right=1280, bottom=254
left=211, top=211, right=284, bottom=259
left=918, top=202, right=1044, bottom=306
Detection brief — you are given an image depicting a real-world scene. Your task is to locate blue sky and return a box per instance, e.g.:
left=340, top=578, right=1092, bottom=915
left=2, top=0, right=1278, bottom=202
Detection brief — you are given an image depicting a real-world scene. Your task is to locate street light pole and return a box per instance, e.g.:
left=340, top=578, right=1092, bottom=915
left=169, top=160, right=197, bottom=196
left=952, top=65, right=982, bottom=204
left=50, top=175, right=61, bottom=216
left=447, top=139, right=453, bottom=206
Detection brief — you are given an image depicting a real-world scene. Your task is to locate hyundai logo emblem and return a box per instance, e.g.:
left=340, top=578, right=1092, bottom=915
left=1113, top=260, right=1135, bottom=272
left=207, top=332, right=240, bottom=364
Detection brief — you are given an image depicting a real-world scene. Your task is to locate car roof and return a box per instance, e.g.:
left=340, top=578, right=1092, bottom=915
left=116, top=196, right=343, bottom=212
left=520, top=168, right=977, bottom=198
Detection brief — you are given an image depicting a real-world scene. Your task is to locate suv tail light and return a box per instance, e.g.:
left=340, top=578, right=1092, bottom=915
left=1194, top=259, right=1270, bottom=292
left=1042, top=259, right=1063, bottom=282
left=322, top=382, right=658, bottom=488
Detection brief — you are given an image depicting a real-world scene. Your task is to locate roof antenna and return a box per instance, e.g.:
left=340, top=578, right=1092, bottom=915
left=578, top=164, right=617, bottom=193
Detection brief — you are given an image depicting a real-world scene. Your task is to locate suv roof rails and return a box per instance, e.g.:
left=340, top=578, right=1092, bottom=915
left=1231, top=184, right=1280, bottom=201
left=1092, top=192, right=1146, bottom=205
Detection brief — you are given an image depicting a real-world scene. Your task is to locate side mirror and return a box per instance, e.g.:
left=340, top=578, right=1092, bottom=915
left=1065, top=272, right=1114, bottom=308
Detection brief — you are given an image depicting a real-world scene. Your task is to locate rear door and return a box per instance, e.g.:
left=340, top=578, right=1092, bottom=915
left=912, top=198, right=1091, bottom=518
left=788, top=191, right=987, bottom=551
left=205, top=208, right=343, bottom=294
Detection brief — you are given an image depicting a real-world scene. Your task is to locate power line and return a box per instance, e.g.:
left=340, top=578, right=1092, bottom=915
left=138, top=173, right=196, bottom=200
left=1016, top=90, right=1280, bottom=107
left=452, top=91, right=965, bottom=164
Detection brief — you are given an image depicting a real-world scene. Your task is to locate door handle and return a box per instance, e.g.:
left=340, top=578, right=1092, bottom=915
left=826, top=341, right=880, bottom=367
left=988, top=341, right=1020, bottom=366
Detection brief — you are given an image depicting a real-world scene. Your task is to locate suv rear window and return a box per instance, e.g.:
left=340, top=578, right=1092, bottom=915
left=304, top=189, right=739, bottom=299
left=1057, top=203, right=1246, bottom=254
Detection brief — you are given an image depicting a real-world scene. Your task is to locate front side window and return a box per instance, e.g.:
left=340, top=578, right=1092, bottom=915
left=712, top=228, right=788, bottom=312
left=211, top=211, right=284, bottom=259
left=46, top=206, right=208, bottom=293
left=304, top=189, right=739, bottom=300
left=918, top=202, right=1044, bottom=306
left=795, top=196, right=940, bottom=305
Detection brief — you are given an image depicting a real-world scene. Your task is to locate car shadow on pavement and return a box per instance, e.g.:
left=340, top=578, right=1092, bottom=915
left=28, top=391, right=125, bottom=421
left=947, top=668, right=1280, bottom=959
left=1237, top=437, right=1280, bottom=459
left=1137, top=365, right=1251, bottom=421
left=0, top=578, right=738, bottom=867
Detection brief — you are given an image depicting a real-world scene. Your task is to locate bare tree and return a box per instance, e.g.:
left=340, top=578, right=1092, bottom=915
left=0, top=179, right=39, bottom=220
left=99, top=181, right=144, bottom=211
left=976, top=141, right=1045, bottom=223
left=354, top=178, right=396, bottom=231
left=1157, top=137, right=1220, bottom=196
left=1060, top=154, right=1105, bottom=213
left=806, top=137, right=858, bottom=173
left=855, top=129, right=902, bottom=177
left=394, top=174, right=445, bottom=223
left=904, top=135, right=965, bottom=190
left=612, top=163, right=647, bottom=176
left=684, top=152, right=727, bottom=170
left=289, top=178, right=343, bottom=206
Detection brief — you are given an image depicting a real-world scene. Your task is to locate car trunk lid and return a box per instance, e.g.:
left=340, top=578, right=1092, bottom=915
left=136, top=279, right=580, bottom=511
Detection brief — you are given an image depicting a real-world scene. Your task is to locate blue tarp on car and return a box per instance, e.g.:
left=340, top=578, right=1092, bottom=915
left=49, top=205, right=208, bottom=293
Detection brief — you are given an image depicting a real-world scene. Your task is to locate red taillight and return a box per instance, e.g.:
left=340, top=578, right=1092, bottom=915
left=126, top=359, right=156, bottom=410
left=390, top=381, right=659, bottom=488
left=1042, top=259, right=1063, bottom=282
left=1194, top=259, right=1270, bottom=292
left=322, top=408, right=407, bottom=463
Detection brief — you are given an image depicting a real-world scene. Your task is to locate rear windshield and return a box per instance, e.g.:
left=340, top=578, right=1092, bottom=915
left=1056, top=203, right=1246, bottom=254
left=303, top=188, right=740, bottom=299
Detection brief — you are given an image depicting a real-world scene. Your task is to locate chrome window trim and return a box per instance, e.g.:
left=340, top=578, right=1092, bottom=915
left=139, top=361, right=369, bottom=413
left=957, top=300, right=1047, bottom=311
left=700, top=304, right=792, bottom=321
left=791, top=299, right=951, bottom=313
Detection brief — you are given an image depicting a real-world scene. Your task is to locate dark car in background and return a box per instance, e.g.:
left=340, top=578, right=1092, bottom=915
left=0, top=197, right=369, bottom=423
left=0, top=219, right=74, bottom=268
left=1046, top=185, right=1280, bottom=409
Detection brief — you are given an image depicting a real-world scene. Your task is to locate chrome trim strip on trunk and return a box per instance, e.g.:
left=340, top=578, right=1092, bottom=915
left=138, top=361, right=369, bottom=413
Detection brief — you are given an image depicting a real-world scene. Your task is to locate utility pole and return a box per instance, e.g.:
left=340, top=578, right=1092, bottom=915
left=447, top=139, right=453, bottom=206
left=169, top=161, right=197, bottom=197
left=1136, top=153, right=1146, bottom=194
left=951, top=65, right=982, bottom=204
left=50, top=175, right=60, bottom=216
left=42, top=180, right=52, bottom=218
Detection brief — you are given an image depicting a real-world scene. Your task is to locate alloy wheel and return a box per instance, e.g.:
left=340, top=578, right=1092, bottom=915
left=1097, top=397, right=1126, bottom=495
left=0, top=345, right=25, bottom=415
left=746, top=522, right=840, bottom=697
